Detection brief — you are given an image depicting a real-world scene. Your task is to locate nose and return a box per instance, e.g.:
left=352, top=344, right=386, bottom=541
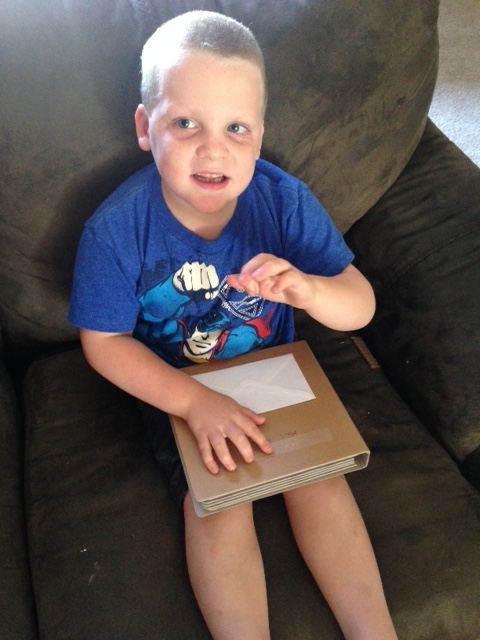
left=196, top=130, right=228, bottom=160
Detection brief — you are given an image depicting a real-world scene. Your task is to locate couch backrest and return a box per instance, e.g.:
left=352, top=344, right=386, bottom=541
left=0, top=0, right=439, bottom=348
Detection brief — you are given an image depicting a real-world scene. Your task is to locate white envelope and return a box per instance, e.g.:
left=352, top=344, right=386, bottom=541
left=192, top=353, right=316, bottom=413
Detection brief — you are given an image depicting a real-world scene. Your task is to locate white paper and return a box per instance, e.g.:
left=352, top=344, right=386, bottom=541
left=192, top=353, right=316, bottom=413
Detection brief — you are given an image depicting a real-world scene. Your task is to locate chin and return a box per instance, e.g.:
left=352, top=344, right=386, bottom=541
left=194, top=199, right=236, bottom=217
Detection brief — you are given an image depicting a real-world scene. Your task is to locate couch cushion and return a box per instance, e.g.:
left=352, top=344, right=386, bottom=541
left=297, top=320, right=480, bottom=638
left=23, top=349, right=211, bottom=639
left=0, top=0, right=438, bottom=346
left=23, top=334, right=480, bottom=639
left=0, top=360, right=38, bottom=640
left=346, top=121, right=480, bottom=467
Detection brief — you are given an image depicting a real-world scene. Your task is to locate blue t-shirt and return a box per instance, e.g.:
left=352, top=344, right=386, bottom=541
left=69, top=159, right=353, bottom=368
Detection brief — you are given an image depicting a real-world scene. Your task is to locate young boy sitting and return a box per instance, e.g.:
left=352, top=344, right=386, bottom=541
left=69, top=10, right=397, bottom=640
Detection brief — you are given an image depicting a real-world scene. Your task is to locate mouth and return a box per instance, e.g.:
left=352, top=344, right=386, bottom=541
left=193, top=172, right=228, bottom=184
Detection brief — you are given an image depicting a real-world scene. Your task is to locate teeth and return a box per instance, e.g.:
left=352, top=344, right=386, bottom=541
left=195, top=173, right=225, bottom=183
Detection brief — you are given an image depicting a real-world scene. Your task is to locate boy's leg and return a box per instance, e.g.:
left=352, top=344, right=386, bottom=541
left=184, top=494, right=270, bottom=640
left=283, top=476, right=397, bottom=640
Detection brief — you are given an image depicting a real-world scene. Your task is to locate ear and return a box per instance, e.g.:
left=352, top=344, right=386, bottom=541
left=135, top=104, right=151, bottom=152
left=256, top=121, right=265, bottom=159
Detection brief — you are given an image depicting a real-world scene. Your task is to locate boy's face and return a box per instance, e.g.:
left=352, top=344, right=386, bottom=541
left=135, top=52, right=265, bottom=238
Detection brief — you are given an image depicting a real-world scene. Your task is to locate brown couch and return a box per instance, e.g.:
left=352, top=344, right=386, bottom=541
left=1, top=1, right=480, bottom=638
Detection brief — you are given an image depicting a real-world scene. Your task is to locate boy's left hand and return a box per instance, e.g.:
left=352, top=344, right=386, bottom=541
left=227, top=253, right=315, bottom=309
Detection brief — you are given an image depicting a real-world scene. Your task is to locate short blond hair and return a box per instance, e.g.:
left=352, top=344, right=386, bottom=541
left=140, top=11, right=267, bottom=113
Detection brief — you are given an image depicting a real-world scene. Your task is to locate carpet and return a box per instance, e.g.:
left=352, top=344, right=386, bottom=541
left=429, top=0, right=480, bottom=167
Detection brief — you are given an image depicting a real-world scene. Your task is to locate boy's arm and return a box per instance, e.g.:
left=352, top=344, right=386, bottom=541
left=228, top=255, right=375, bottom=331
left=80, top=329, right=271, bottom=474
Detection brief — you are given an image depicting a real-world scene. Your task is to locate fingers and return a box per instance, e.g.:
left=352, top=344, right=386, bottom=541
left=197, top=437, right=221, bottom=475
left=238, top=253, right=279, bottom=277
left=238, top=254, right=285, bottom=287
left=228, top=254, right=298, bottom=298
left=196, top=412, right=272, bottom=474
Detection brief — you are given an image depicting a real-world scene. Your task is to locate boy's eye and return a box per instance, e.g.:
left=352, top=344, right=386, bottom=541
left=176, top=118, right=195, bottom=129
left=227, top=123, right=248, bottom=134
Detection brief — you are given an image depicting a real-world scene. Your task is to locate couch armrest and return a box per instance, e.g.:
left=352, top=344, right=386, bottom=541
left=345, top=119, right=480, bottom=468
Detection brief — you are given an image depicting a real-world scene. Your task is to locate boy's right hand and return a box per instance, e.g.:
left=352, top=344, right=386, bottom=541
left=183, top=387, right=272, bottom=474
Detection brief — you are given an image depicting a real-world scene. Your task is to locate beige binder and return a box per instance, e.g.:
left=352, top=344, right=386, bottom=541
left=170, top=341, right=369, bottom=516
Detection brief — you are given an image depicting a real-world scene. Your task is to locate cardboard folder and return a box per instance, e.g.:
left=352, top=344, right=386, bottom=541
left=170, top=341, right=369, bottom=516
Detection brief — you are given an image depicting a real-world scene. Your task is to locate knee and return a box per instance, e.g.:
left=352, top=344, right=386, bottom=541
left=284, top=475, right=347, bottom=505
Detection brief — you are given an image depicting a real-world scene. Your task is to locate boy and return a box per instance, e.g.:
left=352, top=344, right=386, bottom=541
left=69, top=11, right=397, bottom=640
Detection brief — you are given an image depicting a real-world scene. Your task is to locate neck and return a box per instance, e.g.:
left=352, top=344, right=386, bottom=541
left=161, top=182, right=237, bottom=240
left=187, top=209, right=235, bottom=240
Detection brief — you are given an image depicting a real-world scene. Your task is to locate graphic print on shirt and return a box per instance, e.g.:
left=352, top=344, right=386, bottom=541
left=135, top=260, right=276, bottom=365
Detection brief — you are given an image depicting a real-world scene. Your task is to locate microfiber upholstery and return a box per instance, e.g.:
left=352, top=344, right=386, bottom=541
left=0, top=0, right=437, bottom=345
left=346, top=120, right=480, bottom=467
left=297, top=320, right=480, bottom=640
left=0, top=360, right=38, bottom=640
left=23, top=350, right=209, bottom=640
left=23, top=333, right=480, bottom=640
left=462, top=446, right=480, bottom=492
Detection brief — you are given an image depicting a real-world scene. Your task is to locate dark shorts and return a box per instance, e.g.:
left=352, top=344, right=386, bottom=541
left=139, top=402, right=189, bottom=509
